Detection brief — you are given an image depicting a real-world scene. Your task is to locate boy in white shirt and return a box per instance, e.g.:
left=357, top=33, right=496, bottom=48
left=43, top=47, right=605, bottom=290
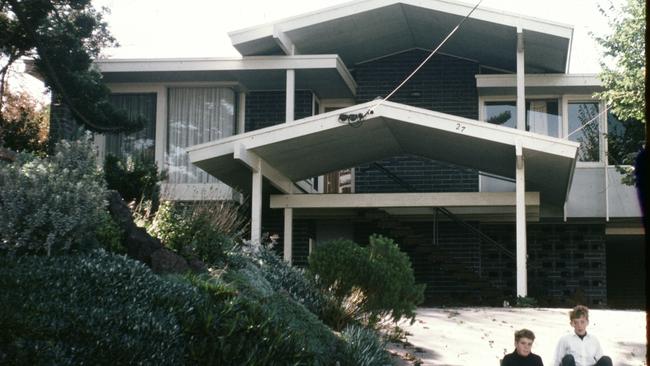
left=553, top=305, right=612, bottom=366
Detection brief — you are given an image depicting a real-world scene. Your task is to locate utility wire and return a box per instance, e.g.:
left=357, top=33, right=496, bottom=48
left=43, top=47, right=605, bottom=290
left=363, top=0, right=484, bottom=118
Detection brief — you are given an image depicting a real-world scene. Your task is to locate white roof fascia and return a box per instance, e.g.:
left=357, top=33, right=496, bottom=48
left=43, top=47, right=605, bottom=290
left=96, top=55, right=344, bottom=72
left=187, top=100, right=578, bottom=162
left=270, top=191, right=540, bottom=209
left=229, top=0, right=573, bottom=46
left=475, top=74, right=601, bottom=88
left=272, top=25, right=295, bottom=55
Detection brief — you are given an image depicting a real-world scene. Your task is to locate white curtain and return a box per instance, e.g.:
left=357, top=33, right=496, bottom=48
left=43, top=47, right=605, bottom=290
left=167, top=87, right=235, bottom=183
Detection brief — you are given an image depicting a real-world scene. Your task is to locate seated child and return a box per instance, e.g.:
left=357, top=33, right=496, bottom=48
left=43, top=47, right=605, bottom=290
left=502, top=328, right=544, bottom=366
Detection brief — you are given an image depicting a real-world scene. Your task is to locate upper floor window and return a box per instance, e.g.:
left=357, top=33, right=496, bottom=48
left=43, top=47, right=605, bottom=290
left=484, top=99, right=559, bottom=137
left=167, top=87, right=235, bottom=184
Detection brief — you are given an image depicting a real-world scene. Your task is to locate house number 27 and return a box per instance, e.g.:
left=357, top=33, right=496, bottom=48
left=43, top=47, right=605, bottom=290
left=455, top=123, right=466, bottom=132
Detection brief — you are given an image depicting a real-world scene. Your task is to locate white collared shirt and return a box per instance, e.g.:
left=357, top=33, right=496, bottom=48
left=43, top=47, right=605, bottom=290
left=553, top=332, right=604, bottom=366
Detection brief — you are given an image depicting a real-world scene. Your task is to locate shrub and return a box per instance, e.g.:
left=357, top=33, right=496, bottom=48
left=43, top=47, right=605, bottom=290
left=148, top=200, right=247, bottom=265
left=0, top=250, right=201, bottom=365
left=0, top=136, right=107, bottom=255
left=341, top=325, right=394, bottom=366
left=222, top=252, right=346, bottom=365
left=103, top=153, right=165, bottom=204
left=254, top=245, right=326, bottom=316
left=309, top=235, right=425, bottom=326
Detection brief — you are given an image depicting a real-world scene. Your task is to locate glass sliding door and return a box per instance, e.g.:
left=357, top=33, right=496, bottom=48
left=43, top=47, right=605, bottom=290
left=106, top=93, right=157, bottom=161
left=167, top=87, right=235, bottom=183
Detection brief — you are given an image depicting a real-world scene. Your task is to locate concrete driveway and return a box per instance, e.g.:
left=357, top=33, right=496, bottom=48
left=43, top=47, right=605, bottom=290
left=388, top=307, right=646, bottom=366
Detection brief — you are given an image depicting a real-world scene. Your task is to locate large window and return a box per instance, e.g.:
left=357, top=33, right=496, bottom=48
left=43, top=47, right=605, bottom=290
left=484, top=99, right=559, bottom=137
left=167, top=87, right=235, bottom=183
left=106, top=93, right=157, bottom=161
left=568, top=102, right=600, bottom=162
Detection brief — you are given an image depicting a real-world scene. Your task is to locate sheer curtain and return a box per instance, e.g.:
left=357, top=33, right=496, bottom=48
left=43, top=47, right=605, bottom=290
left=106, top=93, right=157, bottom=160
left=167, top=87, right=235, bottom=183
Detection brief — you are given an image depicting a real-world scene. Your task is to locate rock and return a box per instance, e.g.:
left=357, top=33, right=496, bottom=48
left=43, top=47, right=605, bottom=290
left=0, top=148, right=17, bottom=163
left=125, top=227, right=163, bottom=266
left=107, top=190, right=137, bottom=233
left=151, top=248, right=190, bottom=274
left=188, top=257, right=208, bottom=273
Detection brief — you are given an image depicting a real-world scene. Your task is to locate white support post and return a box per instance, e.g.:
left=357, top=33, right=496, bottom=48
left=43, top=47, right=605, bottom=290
left=237, top=92, right=246, bottom=134
left=516, top=28, right=525, bottom=131
left=515, top=140, right=528, bottom=297
left=251, top=167, right=263, bottom=246
left=283, top=208, right=293, bottom=264
left=286, top=69, right=295, bottom=123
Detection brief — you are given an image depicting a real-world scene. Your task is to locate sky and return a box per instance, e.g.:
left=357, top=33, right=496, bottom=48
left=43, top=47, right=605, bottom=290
left=91, top=0, right=618, bottom=73
left=14, top=0, right=621, bottom=100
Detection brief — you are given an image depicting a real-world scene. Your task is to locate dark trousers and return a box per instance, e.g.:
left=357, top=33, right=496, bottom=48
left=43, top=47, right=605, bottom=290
left=560, top=354, right=613, bottom=366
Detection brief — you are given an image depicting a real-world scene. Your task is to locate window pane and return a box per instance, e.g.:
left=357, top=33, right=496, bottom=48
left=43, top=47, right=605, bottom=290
left=106, top=93, right=157, bottom=161
left=568, top=102, right=600, bottom=162
left=526, top=99, right=559, bottom=137
left=485, top=101, right=516, bottom=129
left=167, top=87, right=235, bottom=183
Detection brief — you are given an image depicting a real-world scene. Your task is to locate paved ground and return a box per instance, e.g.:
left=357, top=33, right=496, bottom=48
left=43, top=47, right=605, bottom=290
left=387, top=307, right=646, bottom=366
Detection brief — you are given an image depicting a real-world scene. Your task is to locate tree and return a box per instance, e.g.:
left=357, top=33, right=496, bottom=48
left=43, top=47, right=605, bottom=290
left=0, top=86, right=49, bottom=155
left=594, top=0, right=645, bottom=124
left=593, top=0, right=646, bottom=184
left=0, top=0, right=142, bottom=134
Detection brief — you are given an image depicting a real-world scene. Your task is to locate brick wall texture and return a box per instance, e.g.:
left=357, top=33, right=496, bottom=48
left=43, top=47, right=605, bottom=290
left=352, top=49, right=480, bottom=193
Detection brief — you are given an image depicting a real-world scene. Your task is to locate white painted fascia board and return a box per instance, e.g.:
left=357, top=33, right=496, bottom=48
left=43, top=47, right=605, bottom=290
left=273, top=26, right=295, bottom=55
left=96, top=55, right=343, bottom=72
left=336, top=57, right=358, bottom=95
left=229, top=0, right=573, bottom=46
left=376, top=101, right=580, bottom=159
left=475, top=74, right=601, bottom=88
left=270, top=191, right=540, bottom=209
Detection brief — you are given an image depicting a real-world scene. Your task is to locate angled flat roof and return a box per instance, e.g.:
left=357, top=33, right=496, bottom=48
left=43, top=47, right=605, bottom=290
left=229, top=0, right=573, bottom=73
left=476, top=73, right=602, bottom=95
left=96, top=55, right=356, bottom=98
left=187, top=100, right=579, bottom=207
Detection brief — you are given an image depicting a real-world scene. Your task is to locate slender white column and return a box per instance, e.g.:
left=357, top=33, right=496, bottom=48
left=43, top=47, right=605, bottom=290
left=516, top=28, right=525, bottom=131
left=237, top=92, right=246, bottom=134
left=251, top=168, right=263, bottom=245
left=515, top=140, right=527, bottom=297
left=283, top=208, right=293, bottom=264
left=286, top=69, right=295, bottom=123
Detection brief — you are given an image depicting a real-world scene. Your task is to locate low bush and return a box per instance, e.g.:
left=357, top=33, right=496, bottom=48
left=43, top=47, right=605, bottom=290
left=341, top=325, right=394, bottom=366
left=223, top=251, right=346, bottom=365
left=254, top=245, right=326, bottom=316
left=0, top=250, right=200, bottom=365
left=0, top=136, right=107, bottom=255
left=147, top=200, right=245, bottom=265
left=103, top=153, right=165, bottom=204
left=309, top=235, right=425, bottom=326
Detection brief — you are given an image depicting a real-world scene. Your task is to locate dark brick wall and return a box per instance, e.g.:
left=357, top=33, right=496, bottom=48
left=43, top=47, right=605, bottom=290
left=350, top=213, right=608, bottom=307
left=352, top=49, right=480, bottom=193
left=355, top=155, right=478, bottom=193
left=245, top=90, right=313, bottom=131
left=480, top=221, right=608, bottom=307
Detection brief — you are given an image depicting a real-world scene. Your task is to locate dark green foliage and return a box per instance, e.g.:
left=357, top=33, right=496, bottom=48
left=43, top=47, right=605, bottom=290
left=254, top=245, right=326, bottom=316
left=513, top=296, right=538, bottom=308
left=309, top=235, right=425, bottom=325
left=0, top=250, right=200, bottom=365
left=1, top=0, right=143, bottom=133
left=149, top=201, right=245, bottom=265
left=103, top=153, right=164, bottom=203
left=95, top=209, right=125, bottom=254
left=341, top=325, right=394, bottom=366
left=223, top=252, right=346, bottom=365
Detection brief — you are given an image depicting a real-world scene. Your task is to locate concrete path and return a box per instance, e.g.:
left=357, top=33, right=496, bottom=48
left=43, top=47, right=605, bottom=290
left=388, top=307, right=646, bottom=366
